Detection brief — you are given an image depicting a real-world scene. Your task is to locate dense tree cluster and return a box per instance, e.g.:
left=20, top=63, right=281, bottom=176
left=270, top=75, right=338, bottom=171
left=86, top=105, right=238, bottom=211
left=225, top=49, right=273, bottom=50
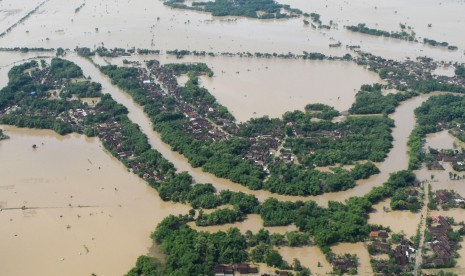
left=62, top=81, right=102, bottom=98
left=164, top=0, right=302, bottom=19
left=423, top=38, right=457, bottom=50
left=164, top=63, right=214, bottom=77
left=346, top=24, right=416, bottom=41
left=456, top=66, right=465, bottom=78
left=409, top=94, right=465, bottom=169
left=100, top=63, right=390, bottom=196
left=196, top=208, right=243, bottom=226
left=49, top=58, right=84, bottom=79
left=390, top=188, right=422, bottom=212
left=152, top=215, right=249, bottom=275
left=349, top=84, right=418, bottom=115
left=126, top=256, right=165, bottom=276
left=285, top=116, right=394, bottom=167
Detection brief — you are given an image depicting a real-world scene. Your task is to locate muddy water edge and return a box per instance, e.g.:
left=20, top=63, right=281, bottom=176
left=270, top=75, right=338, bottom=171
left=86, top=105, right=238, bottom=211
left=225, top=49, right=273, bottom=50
left=0, top=125, right=190, bottom=276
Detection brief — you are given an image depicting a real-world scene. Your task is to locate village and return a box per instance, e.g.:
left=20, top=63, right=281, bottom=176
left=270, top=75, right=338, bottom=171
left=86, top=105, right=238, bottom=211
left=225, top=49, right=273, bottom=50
left=423, top=216, right=462, bottom=269
left=427, top=148, right=465, bottom=173
left=355, top=52, right=465, bottom=92
left=368, top=229, right=418, bottom=274
left=432, top=190, right=465, bottom=210
left=0, top=60, right=169, bottom=184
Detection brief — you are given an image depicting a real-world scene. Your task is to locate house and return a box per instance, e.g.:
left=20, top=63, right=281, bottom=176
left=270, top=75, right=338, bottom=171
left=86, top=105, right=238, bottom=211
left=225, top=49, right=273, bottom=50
left=372, top=241, right=391, bottom=253
left=370, top=230, right=389, bottom=239
left=234, top=263, right=258, bottom=274
left=332, top=258, right=356, bottom=272
left=214, top=265, right=234, bottom=276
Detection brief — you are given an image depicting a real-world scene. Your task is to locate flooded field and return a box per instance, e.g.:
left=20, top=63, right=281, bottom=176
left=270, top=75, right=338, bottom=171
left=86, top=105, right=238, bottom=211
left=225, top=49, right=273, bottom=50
left=425, top=130, right=460, bottom=150
left=0, top=125, right=190, bottom=276
left=331, top=242, right=372, bottom=275
left=169, top=56, right=381, bottom=121
left=109, top=54, right=383, bottom=121
left=0, top=0, right=464, bottom=62
left=279, top=246, right=331, bottom=275
left=368, top=199, right=420, bottom=238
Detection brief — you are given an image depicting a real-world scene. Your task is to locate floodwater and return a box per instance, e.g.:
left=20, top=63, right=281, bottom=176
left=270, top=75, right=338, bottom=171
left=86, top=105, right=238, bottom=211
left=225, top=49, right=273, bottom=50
left=331, top=242, right=372, bottom=275
left=167, top=56, right=382, bottom=122
left=426, top=209, right=465, bottom=275
left=0, top=125, right=190, bottom=276
left=68, top=54, right=442, bottom=207
left=2, top=0, right=465, bottom=274
left=109, top=54, right=383, bottom=122
left=1, top=0, right=464, bottom=62
left=425, top=129, right=462, bottom=150
left=368, top=199, right=420, bottom=238
left=189, top=214, right=297, bottom=234
left=417, top=164, right=465, bottom=202
left=279, top=246, right=331, bottom=275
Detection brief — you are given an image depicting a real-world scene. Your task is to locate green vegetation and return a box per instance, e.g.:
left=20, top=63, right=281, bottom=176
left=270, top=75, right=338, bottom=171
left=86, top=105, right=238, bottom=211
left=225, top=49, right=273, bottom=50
left=100, top=62, right=389, bottom=196
left=349, top=84, right=418, bottom=115
left=128, top=169, right=416, bottom=274
left=390, top=188, right=422, bottom=212
left=261, top=171, right=416, bottom=244
left=63, top=81, right=102, bottom=98
left=347, top=24, right=416, bottom=41
left=263, top=162, right=379, bottom=196
left=49, top=58, right=83, bottom=79
left=0, top=47, right=55, bottom=53
left=285, top=116, right=394, bottom=166
left=152, top=215, right=249, bottom=274
left=409, top=94, right=465, bottom=169
left=164, top=62, right=214, bottom=77
left=456, top=65, right=465, bottom=77
left=126, top=256, right=164, bottom=276
left=164, top=0, right=302, bottom=19
left=424, top=38, right=458, bottom=50
left=196, top=208, right=243, bottom=226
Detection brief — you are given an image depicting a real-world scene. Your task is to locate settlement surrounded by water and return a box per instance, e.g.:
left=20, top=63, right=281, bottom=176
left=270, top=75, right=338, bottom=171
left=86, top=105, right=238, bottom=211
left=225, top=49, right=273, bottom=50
left=1, top=0, right=465, bottom=275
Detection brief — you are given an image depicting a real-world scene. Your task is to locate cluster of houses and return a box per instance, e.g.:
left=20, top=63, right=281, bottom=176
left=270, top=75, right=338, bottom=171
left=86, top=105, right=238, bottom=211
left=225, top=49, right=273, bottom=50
left=368, top=230, right=418, bottom=272
left=214, top=264, right=258, bottom=276
left=424, top=216, right=457, bottom=268
left=428, top=148, right=465, bottom=172
left=357, top=53, right=433, bottom=87
left=140, top=60, right=231, bottom=143
left=433, top=190, right=465, bottom=209
left=97, top=120, right=165, bottom=181
left=242, top=135, right=280, bottom=168
left=213, top=264, right=292, bottom=276
left=357, top=52, right=465, bottom=90
left=97, top=121, right=127, bottom=154
left=331, top=255, right=357, bottom=273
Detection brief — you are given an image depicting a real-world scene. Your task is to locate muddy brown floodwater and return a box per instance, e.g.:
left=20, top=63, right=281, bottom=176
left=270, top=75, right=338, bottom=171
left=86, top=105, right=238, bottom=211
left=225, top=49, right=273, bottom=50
left=1, top=0, right=465, bottom=273
left=68, top=55, right=446, bottom=207
left=0, top=125, right=190, bottom=276
left=1, top=0, right=464, bottom=62
left=1, top=52, right=459, bottom=275
left=107, top=54, right=383, bottom=122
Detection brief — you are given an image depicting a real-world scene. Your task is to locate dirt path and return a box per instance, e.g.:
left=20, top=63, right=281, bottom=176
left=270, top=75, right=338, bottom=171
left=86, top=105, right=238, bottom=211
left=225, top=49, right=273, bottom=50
left=414, top=181, right=430, bottom=275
